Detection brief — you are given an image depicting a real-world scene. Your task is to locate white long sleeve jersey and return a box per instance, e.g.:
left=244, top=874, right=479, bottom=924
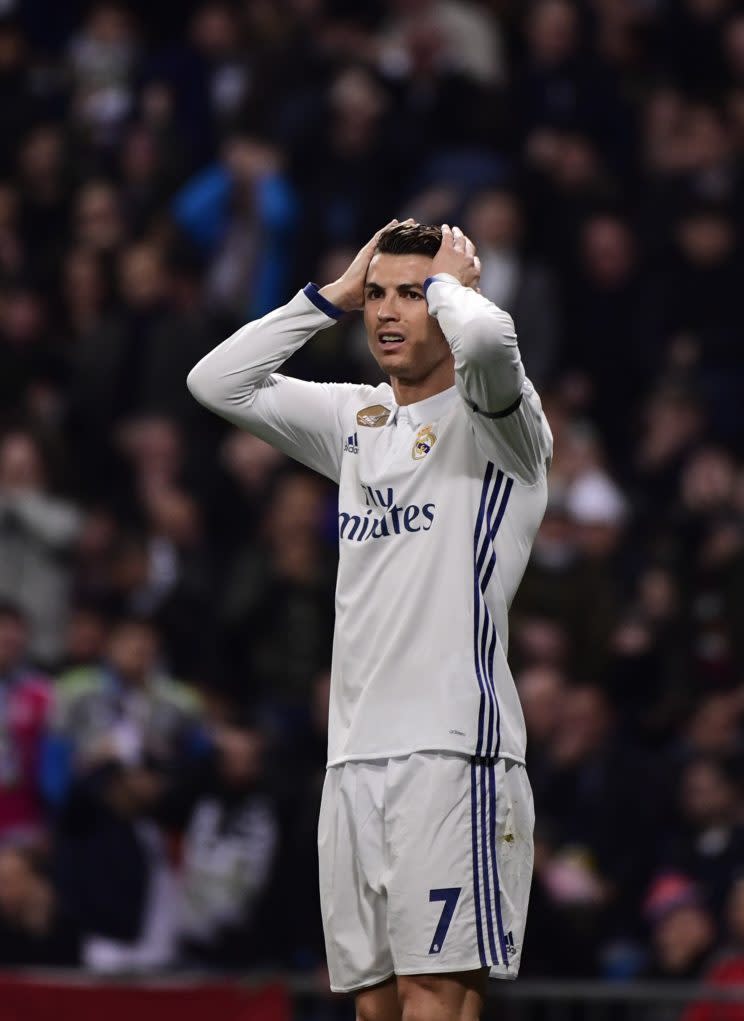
left=187, top=274, right=553, bottom=765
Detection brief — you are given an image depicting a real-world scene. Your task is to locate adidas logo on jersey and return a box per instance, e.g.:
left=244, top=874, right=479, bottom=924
left=343, top=432, right=359, bottom=454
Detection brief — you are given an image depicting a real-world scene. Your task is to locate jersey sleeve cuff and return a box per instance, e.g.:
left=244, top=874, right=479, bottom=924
left=303, top=282, right=346, bottom=321
left=423, top=273, right=462, bottom=303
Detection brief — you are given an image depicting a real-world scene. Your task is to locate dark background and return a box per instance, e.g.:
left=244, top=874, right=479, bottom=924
left=0, top=0, right=743, bottom=992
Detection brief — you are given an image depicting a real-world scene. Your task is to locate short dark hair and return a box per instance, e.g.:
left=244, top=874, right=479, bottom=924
left=376, top=223, right=442, bottom=259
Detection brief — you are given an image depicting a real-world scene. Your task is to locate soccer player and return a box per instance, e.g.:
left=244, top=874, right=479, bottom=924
left=187, top=221, right=552, bottom=1021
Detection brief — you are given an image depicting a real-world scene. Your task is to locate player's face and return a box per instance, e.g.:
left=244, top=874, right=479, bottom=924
left=363, top=253, right=452, bottom=384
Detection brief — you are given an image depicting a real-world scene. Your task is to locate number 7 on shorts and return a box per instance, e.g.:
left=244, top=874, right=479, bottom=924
left=428, top=887, right=461, bottom=954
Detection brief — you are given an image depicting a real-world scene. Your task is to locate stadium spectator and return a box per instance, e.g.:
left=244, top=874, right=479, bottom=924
left=71, top=179, right=125, bottom=255
left=218, top=472, right=336, bottom=714
left=535, top=685, right=658, bottom=944
left=681, top=694, right=744, bottom=759
left=517, top=0, right=630, bottom=169
left=0, top=278, right=67, bottom=433
left=0, top=430, right=83, bottom=667
left=464, top=188, right=559, bottom=388
left=0, top=846, right=80, bottom=966
left=643, top=873, right=717, bottom=980
left=0, top=602, right=53, bottom=847
left=42, top=616, right=207, bottom=808
left=60, top=605, right=110, bottom=672
left=17, top=124, right=69, bottom=287
left=282, top=670, right=331, bottom=971
left=206, top=429, right=285, bottom=569
left=378, top=0, right=506, bottom=87
left=658, top=755, right=744, bottom=916
left=59, top=246, right=111, bottom=348
left=52, top=757, right=176, bottom=971
left=66, top=2, right=140, bottom=151
left=163, top=713, right=285, bottom=969
left=563, top=214, right=650, bottom=454
left=287, top=64, right=400, bottom=268
left=516, top=663, right=567, bottom=797
left=68, top=242, right=174, bottom=441
left=682, top=875, right=744, bottom=1021
left=173, top=134, right=296, bottom=319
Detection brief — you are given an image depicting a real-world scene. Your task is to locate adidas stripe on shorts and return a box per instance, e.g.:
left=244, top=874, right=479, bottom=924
left=318, top=751, right=534, bottom=993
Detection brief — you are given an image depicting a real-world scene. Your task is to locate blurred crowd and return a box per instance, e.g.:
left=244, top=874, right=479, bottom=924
left=0, top=0, right=743, bottom=992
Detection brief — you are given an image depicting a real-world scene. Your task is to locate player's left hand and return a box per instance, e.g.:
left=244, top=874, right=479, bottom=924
left=430, top=224, right=481, bottom=290
left=319, top=218, right=414, bottom=312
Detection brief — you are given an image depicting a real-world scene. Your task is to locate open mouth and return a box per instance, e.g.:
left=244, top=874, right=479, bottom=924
left=378, top=333, right=405, bottom=346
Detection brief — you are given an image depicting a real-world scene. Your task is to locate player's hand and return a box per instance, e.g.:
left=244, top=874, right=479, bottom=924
left=430, top=224, right=481, bottom=290
left=319, top=219, right=411, bottom=312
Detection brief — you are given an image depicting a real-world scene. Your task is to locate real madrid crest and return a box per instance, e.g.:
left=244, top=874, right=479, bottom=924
left=412, top=424, right=436, bottom=460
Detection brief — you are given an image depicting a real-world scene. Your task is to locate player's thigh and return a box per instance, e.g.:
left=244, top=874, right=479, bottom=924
left=485, top=757, right=534, bottom=976
left=318, top=762, right=395, bottom=993
left=356, top=976, right=401, bottom=1021
left=385, top=753, right=484, bottom=974
left=397, top=968, right=488, bottom=1021
left=385, top=753, right=533, bottom=977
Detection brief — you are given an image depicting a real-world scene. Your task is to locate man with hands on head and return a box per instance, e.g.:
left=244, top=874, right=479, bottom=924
left=188, top=220, right=552, bottom=1021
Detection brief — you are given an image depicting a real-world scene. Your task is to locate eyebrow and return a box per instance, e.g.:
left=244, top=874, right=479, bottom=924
left=365, top=281, right=424, bottom=292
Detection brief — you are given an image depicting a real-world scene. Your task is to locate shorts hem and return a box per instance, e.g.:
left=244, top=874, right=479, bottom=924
left=488, top=966, right=520, bottom=981
left=326, top=750, right=526, bottom=768
left=329, top=970, right=396, bottom=994
left=393, top=962, right=493, bottom=977
left=330, top=963, right=520, bottom=992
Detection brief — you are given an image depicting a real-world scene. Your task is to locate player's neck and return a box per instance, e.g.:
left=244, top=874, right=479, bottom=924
left=390, top=362, right=455, bottom=407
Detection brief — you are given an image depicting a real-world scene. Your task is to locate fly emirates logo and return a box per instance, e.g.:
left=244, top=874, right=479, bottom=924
left=338, top=485, right=436, bottom=542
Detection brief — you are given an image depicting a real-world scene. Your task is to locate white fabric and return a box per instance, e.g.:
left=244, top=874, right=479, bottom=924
left=177, top=796, right=278, bottom=942
left=318, top=753, right=534, bottom=992
left=566, top=469, right=627, bottom=525
left=83, top=822, right=178, bottom=972
left=477, top=248, right=519, bottom=309
left=187, top=276, right=553, bottom=766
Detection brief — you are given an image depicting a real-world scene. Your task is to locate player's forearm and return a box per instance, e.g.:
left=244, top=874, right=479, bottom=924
left=425, top=274, right=525, bottom=414
left=186, top=285, right=341, bottom=417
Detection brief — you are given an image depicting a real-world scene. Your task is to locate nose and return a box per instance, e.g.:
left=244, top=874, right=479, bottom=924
left=377, top=296, right=400, bottom=321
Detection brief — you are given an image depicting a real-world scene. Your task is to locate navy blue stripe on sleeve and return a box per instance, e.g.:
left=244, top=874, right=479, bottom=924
left=303, top=282, right=346, bottom=321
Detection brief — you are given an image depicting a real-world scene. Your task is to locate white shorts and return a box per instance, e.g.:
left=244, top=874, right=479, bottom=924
left=318, top=752, right=534, bottom=993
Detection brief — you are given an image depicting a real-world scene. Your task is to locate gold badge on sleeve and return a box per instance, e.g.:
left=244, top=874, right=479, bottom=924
left=356, top=405, right=390, bottom=428
left=412, top=425, right=437, bottom=460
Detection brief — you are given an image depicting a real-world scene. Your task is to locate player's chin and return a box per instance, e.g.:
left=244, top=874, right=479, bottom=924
left=376, top=348, right=409, bottom=370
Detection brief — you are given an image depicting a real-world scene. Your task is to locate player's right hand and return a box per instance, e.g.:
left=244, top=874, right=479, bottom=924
left=430, top=224, right=481, bottom=290
left=319, top=219, right=411, bottom=312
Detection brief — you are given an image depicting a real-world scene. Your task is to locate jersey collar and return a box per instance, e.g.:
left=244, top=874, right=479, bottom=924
left=386, top=385, right=457, bottom=427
